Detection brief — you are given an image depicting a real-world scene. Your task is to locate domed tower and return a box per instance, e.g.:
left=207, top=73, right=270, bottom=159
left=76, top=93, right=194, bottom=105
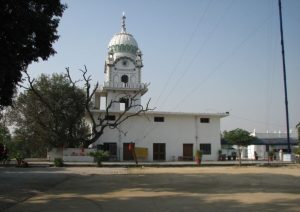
left=94, top=13, right=148, bottom=111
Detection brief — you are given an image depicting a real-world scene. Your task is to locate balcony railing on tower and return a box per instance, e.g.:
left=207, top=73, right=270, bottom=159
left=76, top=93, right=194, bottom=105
left=102, top=82, right=148, bottom=90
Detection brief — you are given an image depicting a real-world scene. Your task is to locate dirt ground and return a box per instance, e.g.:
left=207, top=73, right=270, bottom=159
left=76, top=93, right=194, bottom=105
left=1, top=165, right=300, bottom=212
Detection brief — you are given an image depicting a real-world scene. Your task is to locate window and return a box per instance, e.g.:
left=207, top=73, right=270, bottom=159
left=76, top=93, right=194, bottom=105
left=121, top=75, right=129, bottom=83
left=154, top=117, right=164, bottom=122
left=103, top=143, right=117, bottom=160
left=100, top=97, right=107, bottom=110
left=105, top=115, right=116, bottom=121
left=200, top=118, right=210, bottom=123
left=200, top=144, right=211, bottom=155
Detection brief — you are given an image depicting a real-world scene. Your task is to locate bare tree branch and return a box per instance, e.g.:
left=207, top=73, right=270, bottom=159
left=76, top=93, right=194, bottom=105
left=80, top=66, right=154, bottom=147
left=65, top=67, right=82, bottom=87
left=20, top=66, right=153, bottom=148
left=22, top=70, right=56, bottom=115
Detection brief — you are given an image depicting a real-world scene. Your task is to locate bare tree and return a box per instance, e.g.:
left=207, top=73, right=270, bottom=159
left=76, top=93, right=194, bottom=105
left=66, top=66, right=153, bottom=147
left=20, top=66, right=152, bottom=148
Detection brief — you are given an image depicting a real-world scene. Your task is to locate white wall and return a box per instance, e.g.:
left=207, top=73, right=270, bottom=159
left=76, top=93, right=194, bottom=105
left=47, top=148, right=95, bottom=162
left=95, top=113, right=222, bottom=161
left=247, top=145, right=266, bottom=159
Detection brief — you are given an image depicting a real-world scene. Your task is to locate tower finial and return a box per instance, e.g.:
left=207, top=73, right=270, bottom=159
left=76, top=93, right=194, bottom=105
left=121, top=12, right=126, bottom=32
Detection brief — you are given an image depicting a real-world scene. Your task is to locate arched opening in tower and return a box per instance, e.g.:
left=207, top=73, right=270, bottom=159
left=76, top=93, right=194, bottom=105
left=120, top=97, right=129, bottom=111
left=121, top=75, right=129, bottom=86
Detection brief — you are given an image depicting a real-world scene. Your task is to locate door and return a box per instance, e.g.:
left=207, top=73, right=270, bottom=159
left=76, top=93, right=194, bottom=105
left=153, top=143, right=166, bottom=161
left=183, top=144, right=193, bottom=161
left=103, top=143, right=117, bottom=160
left=123, top=143, right=134, bottom=160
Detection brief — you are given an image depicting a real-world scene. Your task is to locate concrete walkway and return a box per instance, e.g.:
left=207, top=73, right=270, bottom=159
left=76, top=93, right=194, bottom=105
left=18, top=158, right=295, bottom=167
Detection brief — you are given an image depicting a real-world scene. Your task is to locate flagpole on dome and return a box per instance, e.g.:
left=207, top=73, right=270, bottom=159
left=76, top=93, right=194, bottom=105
left=121, top=12, right=126, bottom=33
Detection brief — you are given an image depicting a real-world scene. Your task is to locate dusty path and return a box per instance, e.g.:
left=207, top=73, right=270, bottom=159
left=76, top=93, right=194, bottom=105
left=1, top=165, right=300, bottom=212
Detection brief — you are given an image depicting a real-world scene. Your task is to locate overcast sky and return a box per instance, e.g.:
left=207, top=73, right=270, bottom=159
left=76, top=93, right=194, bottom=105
left=27, top=0, right=300, bottom=133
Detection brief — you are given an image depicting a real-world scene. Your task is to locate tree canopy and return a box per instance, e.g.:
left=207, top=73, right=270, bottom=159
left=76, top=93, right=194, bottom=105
left=223, top=128, right=255, bottom=147
left=0, top=122, right=10, bottom=144
left=223, top=128, right=256, bottom=165
left=9, top=73, right=89, bottom=150
left=0, top=0, right=66, bottom=109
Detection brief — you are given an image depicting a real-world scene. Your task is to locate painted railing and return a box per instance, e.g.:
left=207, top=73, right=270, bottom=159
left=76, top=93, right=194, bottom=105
left=103, top=82, right=147, bottom=90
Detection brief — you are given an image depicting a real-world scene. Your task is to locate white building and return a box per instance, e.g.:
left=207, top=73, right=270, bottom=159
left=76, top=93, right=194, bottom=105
left=246, top=131, right=298, bottom=160
left=90, top=14, right=228, bottom=161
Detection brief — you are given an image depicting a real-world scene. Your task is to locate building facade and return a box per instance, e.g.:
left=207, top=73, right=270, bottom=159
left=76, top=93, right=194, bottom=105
left=246, top=131, right=298, bottom=160
left=91, top=14, right=228, bottom=161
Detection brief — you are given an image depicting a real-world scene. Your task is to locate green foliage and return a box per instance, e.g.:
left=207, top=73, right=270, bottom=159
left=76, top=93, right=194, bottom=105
left=268, top=150, right=274, bottom=157
left=0, top=0, right=66, bottom=108
left=54, top=158, right=64, bottom=167
left=8, top=73, right=90, bottom=150
left=293, top=147, right=300, bottom=155
left=223, top=128, right=256, bottom=147
left=15, top=152, right=25, bottom=162
left=0, top=123, right=11, bottom=144
left=4, top=128, right=47, bottom=158
left=89, top=150, right=110, bottom=167
left=195, top=150, right=203, bottom=159
left=6, top=135, right=30, bottom=159
left=218, top=150, right=222, bottom=155
left=223, top=128, right=256, bottom=166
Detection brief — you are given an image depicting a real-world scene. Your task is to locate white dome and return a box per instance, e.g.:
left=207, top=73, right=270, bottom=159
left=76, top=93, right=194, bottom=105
left=108, top=32, right=138, bottom=54
left=108, top=14, right=139, bottom=55
left=108, top=32, right=138, bottom=48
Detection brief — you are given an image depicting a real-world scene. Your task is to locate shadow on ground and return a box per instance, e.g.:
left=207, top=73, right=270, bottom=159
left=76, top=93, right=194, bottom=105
left=1, top=167, right=300, bottom=212
left=0, top=167, right=74, bottom=211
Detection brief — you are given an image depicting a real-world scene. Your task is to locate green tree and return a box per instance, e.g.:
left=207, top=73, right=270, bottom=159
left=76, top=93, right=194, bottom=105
left=9, top=73, right=89, bottom=153
left=294, top=123, right=300, bottom=157
left=223, top=128, right=256, bottom=166
left=0, top=111, right=11, bottom=144
left=0, top=0, right=66, bottom=109
left=0, top=122, right=10, bottom=144
left=17, top=66, right=152, bottom=150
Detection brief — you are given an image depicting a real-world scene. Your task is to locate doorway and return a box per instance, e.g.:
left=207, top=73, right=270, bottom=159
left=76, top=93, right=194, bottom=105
left=123, top=143, right=134, bottom=160
left=153, top=143, right=166, bottom=161
left=183, top=144, right=193, bottom=161
left=103, top=143, right=117, bottom=161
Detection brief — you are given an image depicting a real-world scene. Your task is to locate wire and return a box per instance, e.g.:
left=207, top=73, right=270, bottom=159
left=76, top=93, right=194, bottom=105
left=157, top=0, right=235, bottom=109
left=229, top=113, right=286, bottom=128
left=154, top=0, right=214, bottom=107
left=172, top=14, right=273, bottom=111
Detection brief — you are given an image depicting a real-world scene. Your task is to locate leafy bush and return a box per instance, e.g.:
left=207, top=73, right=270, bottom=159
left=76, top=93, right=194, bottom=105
left=268, top=151, right=274, bottom=157
left=15, top=152, right=25, bottom=163
left=293, top=146, right=300, bottom=155
left=89, top=150, right=109, bottom=167
left=54, top=158, right=64, bottom=167
left=195, top=150, right=203, bottom=159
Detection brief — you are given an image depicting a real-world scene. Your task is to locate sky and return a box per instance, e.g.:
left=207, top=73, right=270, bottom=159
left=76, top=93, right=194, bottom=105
left=27, top=0, right=300, bottom=133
